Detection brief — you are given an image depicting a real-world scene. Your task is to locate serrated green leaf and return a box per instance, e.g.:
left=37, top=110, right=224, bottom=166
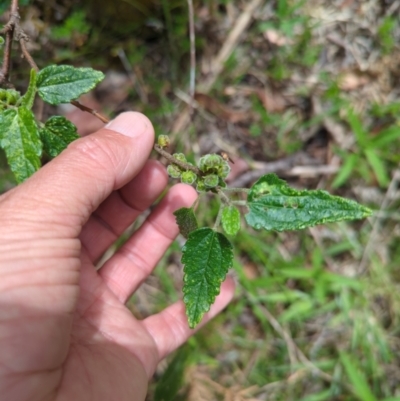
left=245, top=174, right=372, bottom=232
left=182, top=228, right=233, bottom=328
left=221, top=205, right=241, bottom=236
left=37, top=65, right=104, bottom=105
left=39, top=116, right=79, bottom=157
left=0, top=107, right=42, bottom=183
left=20, top=69, right=37, bottom=109
left=173, top=207, right=198, bottom=239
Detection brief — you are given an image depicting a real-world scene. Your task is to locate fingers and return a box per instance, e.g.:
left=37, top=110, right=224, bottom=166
left=99, top=184, right=198, bottom=303
left=10, top=112, right=155, bottom=233
left=79, top=159, right=168, bottom=262
left=142, top=277, right=235, bottom=363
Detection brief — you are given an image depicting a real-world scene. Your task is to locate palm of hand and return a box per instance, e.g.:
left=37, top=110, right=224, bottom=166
left=0, top=113, right=234, bottom=401
left=57, top=255, right=154, bottom=401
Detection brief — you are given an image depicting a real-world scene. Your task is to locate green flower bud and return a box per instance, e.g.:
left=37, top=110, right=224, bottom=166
left=181, top=170, right=197, bottom=185
left=167, top=164, right=181, bottom=179
left=218, top=162, right=231, bottom=179
left=6, top=89, right=20, bottom=105
left=196, top=179, right=206, bottom=192
left=0, top=89, right=7, bottom=101
left=157, top=135, right=170, bottom=148
left=198, top=154, right=223, bottom=173
left=173, top=153, right=187, bottom=163
left=204, top=174, right=219, bottom=188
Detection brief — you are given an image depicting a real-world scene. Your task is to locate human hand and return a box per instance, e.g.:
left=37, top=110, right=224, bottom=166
left=0, top=112, right=235, bottom=401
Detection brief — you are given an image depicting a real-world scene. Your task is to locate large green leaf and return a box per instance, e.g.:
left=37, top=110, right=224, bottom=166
left=39, top=116, right=79, bottom=157
left=0, top=107, right=42, bottom=183
left=173, top=207, right=198, bottom=239
left=245, top=174, right=372, bottom=231
left=37, top=65, right=104, bottom=105
left=182, top=228, right=233, bottom=328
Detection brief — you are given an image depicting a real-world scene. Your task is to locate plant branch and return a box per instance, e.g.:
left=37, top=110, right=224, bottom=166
left=70, top=100, right=110, bottom=124
left=19, top=39, right=38, bottom=71
left=221, top=187, right=250, bottom=194
left=0, top=0, right=19, bottom=86
left=187, top=0, right=196, bottom=109
left=153, top=144, right=202, bottom=175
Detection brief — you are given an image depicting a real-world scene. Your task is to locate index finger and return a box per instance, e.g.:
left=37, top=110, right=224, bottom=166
left=12, top=112, right=155, bottom=231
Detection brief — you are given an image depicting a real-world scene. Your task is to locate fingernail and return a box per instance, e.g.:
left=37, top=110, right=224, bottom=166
left=105, top=112, right=151, bottom=138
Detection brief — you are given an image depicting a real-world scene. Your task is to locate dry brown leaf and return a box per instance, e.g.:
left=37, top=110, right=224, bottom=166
left=254, top=87, right=287, bottom=113
left=263, top=29, right=293, bottom=46
left=224, top=86, right=287, bottom=113
left=338, top=72, right=370, bottom=91
left=194, top=93, right=250, bottom=123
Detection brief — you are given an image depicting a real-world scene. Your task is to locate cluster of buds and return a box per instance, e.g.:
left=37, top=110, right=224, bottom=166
left=0, top=89, right=20, bottom=110
left=167, top=152, right=231, bottom=192
left=196, top=154, right=230, bottom=191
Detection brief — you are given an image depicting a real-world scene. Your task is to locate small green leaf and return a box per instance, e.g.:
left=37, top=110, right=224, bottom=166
left=39, top=116, right=79, bottom=157
left=20, top=69, right=37, bottom=109
left=37, top=65, right=104, bottom=105
left=173, top=207, right=198, bottom=239
left=221, top=205, right=241, bottom=236
left=245, top=174, right=372, bottom=232
left=0, top=107, right=42, bottom=183
left=182, top=228, right=233, bottom=328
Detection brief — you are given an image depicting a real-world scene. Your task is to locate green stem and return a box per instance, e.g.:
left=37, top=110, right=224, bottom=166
left=216, top=187, right=231, bottom=204
left=231, top=200, right=248, bottom=207
left=213, top=202, right=224, bottom=230
left=221, top=187, right=250, bottom=194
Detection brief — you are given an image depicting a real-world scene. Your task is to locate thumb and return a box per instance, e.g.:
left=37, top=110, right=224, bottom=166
left=7, top=111, right=155, bottom=228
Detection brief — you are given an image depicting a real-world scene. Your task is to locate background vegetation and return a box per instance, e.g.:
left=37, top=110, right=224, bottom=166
left=1, top=0, right=400, bottom=399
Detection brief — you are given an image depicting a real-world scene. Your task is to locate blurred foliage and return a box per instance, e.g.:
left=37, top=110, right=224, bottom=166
left=1, top=0, right=400, bottom=399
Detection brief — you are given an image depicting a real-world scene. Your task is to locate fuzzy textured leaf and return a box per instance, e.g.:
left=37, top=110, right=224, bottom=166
left=182, top=228, right=233, bottom=328
left=173, top=207, right=198, bottom=239
left=37, top=65, right=104, bottom=105
left=245, top=174, right=372, bottom=231
left=221, top=205, right=241, bottom=236
left=40, top=116, right=79, bottom=157
left=0, top=107, right=42, bottom=183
